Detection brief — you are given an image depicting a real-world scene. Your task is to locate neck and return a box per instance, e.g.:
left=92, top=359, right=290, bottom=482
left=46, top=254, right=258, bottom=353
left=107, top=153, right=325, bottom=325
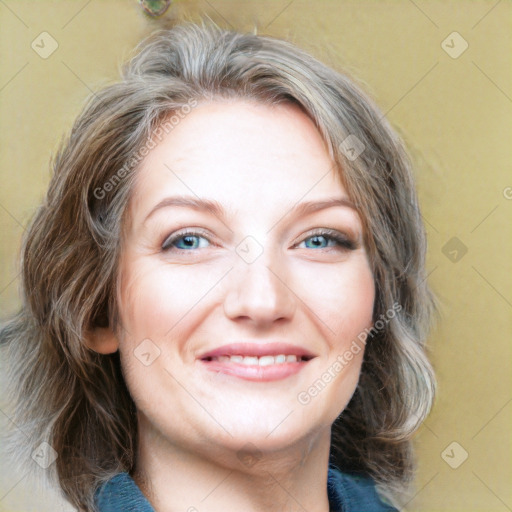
left=132, top=414, right=333, bottom=512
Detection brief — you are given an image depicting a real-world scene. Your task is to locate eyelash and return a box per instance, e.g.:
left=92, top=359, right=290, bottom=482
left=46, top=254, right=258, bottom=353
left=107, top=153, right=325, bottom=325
left=161, top=228, right=357, bottom=253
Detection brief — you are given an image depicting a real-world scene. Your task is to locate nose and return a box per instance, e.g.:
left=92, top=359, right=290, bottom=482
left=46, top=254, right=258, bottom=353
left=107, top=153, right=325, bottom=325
left=223, top=251, right=297, bottom=327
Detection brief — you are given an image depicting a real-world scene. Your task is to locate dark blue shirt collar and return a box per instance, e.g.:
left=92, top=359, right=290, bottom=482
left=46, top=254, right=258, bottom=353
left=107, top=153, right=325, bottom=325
left=95, top=465, right=398, bottom=512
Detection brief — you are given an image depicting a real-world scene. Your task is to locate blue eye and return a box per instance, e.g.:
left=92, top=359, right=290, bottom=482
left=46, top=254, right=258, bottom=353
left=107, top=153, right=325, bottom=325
left=162, top=230, right=210, bottom=251
left=298, top=230, right=356, bottom=251
left=303, top=235, right=334, bottom=249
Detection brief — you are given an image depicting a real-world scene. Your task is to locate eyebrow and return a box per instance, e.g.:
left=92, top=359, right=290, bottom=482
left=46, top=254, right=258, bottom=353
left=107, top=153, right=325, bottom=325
left=144, top=195, right=357, bottom=224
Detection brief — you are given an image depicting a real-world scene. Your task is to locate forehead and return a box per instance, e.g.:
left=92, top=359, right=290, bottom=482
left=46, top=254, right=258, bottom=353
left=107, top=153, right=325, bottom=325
left=128, top=99, right=347, bottom=223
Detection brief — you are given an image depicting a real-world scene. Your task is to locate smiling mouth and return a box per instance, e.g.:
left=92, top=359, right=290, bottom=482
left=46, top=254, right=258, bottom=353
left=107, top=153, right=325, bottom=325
left=198, top=342, right=316, bottom=381
left=201, top=354, right=313, bottom=366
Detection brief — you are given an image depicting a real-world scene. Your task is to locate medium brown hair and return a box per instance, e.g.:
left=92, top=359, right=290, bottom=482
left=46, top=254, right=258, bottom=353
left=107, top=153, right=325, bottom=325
left=0, top=20, right=436, bottom=511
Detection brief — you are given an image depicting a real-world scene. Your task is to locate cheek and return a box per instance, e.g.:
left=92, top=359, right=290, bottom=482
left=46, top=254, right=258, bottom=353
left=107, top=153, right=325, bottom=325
left=305, top=257, right=375, bottom=348
left=337, top=268, right=374, bottom=345
left=117, top=258, right=220, bottom=341
left=115, top=261, right=184, bottom=414
left=301, top=257, right=374, bottom=410
left=121, top=264, right=170, bottom=338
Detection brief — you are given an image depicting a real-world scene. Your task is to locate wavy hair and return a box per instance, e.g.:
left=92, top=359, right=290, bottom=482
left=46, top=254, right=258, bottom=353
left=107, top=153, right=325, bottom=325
left=0, top=20, right=436, bottom=511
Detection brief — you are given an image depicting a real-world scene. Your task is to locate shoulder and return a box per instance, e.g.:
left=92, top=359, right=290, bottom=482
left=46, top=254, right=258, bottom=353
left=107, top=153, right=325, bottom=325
left=94, top=472, right=154, bottom=512
left=327, top=465, right=399, bottom=512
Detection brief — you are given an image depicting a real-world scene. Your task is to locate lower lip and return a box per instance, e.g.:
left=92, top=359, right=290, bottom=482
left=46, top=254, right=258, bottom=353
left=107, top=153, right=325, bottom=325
left=199, top=359, right=310, bottom=382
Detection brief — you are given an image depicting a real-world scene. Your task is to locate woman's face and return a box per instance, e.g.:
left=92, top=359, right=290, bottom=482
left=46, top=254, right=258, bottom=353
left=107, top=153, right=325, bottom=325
left=116, top=99, right=375, bottom=457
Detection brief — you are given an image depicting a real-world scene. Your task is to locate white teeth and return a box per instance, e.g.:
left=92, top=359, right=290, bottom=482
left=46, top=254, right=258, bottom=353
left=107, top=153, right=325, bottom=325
left=258, top=355, right=275, bottom=366
left=210, top=353, right=303, bottom=365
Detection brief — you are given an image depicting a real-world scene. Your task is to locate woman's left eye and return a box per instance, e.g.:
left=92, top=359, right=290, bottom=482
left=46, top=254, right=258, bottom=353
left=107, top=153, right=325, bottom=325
left=296, top=230, right=356, bottom=251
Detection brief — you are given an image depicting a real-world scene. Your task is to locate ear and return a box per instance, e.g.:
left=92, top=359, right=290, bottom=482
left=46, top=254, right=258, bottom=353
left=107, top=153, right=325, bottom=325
left=85, top=326, right=119, bottom=354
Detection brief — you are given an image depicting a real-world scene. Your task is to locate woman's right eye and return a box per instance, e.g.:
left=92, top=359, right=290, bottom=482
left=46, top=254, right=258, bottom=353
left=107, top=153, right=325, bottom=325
left=162, top=229, right=211, bottom=251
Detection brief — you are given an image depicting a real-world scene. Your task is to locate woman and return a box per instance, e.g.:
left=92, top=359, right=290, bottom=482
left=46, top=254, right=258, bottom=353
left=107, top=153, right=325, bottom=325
left=1, top=21, right=436, bottom=512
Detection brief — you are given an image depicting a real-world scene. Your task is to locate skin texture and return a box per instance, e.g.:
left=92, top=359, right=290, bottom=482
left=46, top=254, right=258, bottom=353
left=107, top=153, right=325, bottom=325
left=90, top=100, right=375, bottom=512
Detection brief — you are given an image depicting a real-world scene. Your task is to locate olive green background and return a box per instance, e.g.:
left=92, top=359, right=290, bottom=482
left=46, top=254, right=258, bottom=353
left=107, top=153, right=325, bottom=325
left=1, top=1, right=511, bottom=511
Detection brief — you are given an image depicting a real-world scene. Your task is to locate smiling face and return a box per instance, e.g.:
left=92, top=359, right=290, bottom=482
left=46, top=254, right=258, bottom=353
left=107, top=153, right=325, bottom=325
left=114, top=99, right=375, bottom=458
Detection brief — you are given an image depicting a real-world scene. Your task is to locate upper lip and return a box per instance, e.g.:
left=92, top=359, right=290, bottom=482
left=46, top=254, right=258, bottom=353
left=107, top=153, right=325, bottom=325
left=198, top=342, right=316, bottom=360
